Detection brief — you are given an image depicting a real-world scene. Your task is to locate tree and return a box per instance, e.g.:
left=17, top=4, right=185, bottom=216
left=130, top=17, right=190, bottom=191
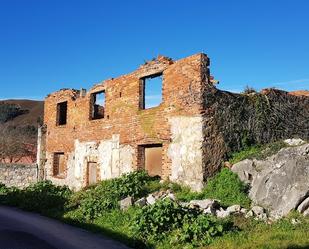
left=0, top=124, right=37, bottom=163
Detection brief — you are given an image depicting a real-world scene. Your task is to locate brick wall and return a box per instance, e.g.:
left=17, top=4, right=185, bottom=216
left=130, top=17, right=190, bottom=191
left=43, top=53, right=211, bottom=190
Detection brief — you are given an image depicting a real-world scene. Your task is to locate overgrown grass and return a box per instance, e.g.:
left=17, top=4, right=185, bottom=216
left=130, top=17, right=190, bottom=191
left=202, top=168, right=251, bottom=208
left=205, top=212, right=309, bottom=249
left=1, top=169, right=308, bottom=249
left=229, top=141, right=287, bottom=164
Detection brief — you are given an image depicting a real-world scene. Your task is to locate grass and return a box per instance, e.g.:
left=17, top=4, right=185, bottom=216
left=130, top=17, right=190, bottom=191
left=205, top=213, right=309, bottom=249
left=229, top=141, right=287, bottom=164
left=1, top=168, right=308, bottom=249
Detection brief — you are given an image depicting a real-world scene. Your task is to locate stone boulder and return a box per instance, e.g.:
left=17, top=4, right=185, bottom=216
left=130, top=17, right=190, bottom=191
left=232, top=143, right=309, bottom=219
left=119, top=196, right=133, bottom=210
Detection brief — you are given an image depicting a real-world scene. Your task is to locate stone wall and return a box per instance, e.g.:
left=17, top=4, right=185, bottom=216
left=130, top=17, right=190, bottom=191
left=0, top=163, right=38, bottom=188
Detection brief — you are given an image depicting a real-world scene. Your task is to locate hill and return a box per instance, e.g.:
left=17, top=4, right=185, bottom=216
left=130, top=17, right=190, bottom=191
left=0, top=99, right=44, bottom=127
left=289, top=90, right=309, bottom=97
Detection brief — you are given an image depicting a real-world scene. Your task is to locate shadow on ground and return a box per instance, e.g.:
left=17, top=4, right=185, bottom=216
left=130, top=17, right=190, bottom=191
left=0, top=229, right=57, bottom=249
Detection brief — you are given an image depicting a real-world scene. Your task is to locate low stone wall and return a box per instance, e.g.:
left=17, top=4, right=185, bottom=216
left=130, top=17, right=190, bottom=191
left=0, top=163, right=38, bottom=188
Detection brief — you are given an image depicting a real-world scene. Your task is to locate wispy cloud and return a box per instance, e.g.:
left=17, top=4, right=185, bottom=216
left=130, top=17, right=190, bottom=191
left=270, top=78, right=309, bottom=87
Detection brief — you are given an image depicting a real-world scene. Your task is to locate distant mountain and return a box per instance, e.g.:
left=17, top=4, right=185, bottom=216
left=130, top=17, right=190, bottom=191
left=289, top=90, right=309, bottom=97
left=0, top=99, right=43, bottom=164
left=0, top=99, right=44, bottom=127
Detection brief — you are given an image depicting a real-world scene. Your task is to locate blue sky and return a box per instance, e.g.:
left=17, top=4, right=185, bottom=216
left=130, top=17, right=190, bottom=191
left=0, top=0, right=309, bottom=100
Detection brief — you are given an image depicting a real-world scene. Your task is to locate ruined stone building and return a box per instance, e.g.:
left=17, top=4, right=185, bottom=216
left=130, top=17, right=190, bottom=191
left=40, top=53, right=309, bottom=191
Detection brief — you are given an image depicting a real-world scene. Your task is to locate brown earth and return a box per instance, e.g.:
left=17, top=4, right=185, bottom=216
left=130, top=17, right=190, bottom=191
left=288, top=90, right=309, bottom=97
left=2, top=99, right=44, bottom=127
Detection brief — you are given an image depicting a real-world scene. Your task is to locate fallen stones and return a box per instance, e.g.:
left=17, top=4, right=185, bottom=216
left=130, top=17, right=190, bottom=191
left=127, top=190, right=269, bottom=221
left=226, top=204, right=241, bottom=213
left=146, top=194, right=157, bottom=205
left=135, top=197, right=147, bottom=207
left=119, top=196, right=133, bottom=210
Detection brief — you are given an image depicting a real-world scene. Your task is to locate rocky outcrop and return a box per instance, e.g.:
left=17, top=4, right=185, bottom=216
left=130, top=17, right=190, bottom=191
left=232, top=142, right=309, bottom=219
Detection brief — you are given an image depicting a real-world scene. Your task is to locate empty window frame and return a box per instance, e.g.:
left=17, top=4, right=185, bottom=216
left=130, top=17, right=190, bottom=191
left=53, top=152, right=66, bottom=177
left=138, top=144, right=162, bottom=177
left=56, top=101, right=67, bottom=126
left=91, top=91, right=105, bottom=120
left=140, top=73, right=163, bottom=109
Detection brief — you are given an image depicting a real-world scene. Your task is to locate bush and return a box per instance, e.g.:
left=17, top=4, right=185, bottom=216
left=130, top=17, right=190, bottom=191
left=78, top=170, right=152, bottom=219
left=0, top=181, right=72, bottom=213
left=131, top=198, right=228, bottom=246
left=202, top=168, right=251, bottom=208
left=176, top=214, right=225, bottom=246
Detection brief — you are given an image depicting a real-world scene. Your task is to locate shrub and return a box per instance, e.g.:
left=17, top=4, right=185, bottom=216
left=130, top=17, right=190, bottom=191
left=78, top=170, right=152, bottom=219
left=116, top=170, right=151, bottom=198
left=202, top=168, right=251, bottom=208
left=79, top=179, right=120, bottom=219
left=131, top=198, right=228, bottom=246
left=177, top=214, right=225, bottom=246
left=1, top=181, right=72, bottom=213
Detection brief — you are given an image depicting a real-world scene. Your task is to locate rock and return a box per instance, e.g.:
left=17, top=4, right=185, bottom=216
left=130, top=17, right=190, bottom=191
left=240, top=208, right=248, bottom=214
left=163, top=193, right=176, bottom=201
left=251, top=206, right=265, bottom=216
left=303, top=208, right=309, bottom=216
left=216, top=208, right=230, bottom=218
left=255, top=213, right=268, bottom=221
left=226, top=205, right=241, bottom=213
left=291, top=218, right=301, bottom=225
left=135, top=197, right=147, bottom=207
left=245, top=210, right=254, bottom=218
left=224, top=161, right=232, bottom=168
left=284, top=138, right=305, bottom=146
left=179, top=202, right=190, bottom=207
left=189, top=199, right=220, bottom=209
left=189, top=199, right=220, bottom=215
left=146, top=194, right=157, bottom=205
left=119, top=196, right=133, bottom=210
left=232, top=143, right=309, bottom=219
left=297, top=196, right=309, bottom=213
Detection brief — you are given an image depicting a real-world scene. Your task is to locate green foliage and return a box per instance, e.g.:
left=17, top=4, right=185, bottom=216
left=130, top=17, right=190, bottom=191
left=176, top=214, right=224, bottom=246
left=229, top=141, right=287, bottom=164
left=79, top=179, right=120, bottom=219
left=0, top=181, right=72, bottom=213
left=208, top=213, right=309, bottom=249
left=202, top=168, right=251, bottom=208
left=78, top=170, right=152, bottom=219
left=131, top=198, right=228, bottom=247
left=116, top=170, right=151, bottom=198
left=174, top=185, right=202, bottom=202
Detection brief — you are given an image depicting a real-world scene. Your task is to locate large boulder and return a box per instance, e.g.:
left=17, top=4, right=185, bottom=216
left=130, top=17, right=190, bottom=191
left=232, top=143, right=309, bottom=219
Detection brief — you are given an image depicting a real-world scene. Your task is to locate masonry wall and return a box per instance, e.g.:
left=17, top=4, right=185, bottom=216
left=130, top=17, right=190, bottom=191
left=0, top=163, right=38, bottom=188
left=44, top=54, right=210, bottom=190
